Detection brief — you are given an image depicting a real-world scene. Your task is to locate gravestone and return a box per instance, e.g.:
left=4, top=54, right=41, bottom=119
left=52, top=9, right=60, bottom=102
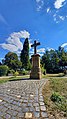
left=30, top=40, right=41, bottom=79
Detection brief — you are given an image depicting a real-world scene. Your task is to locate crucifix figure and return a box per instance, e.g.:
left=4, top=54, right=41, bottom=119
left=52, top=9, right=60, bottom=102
left=31, top=40, right=40, bottom=54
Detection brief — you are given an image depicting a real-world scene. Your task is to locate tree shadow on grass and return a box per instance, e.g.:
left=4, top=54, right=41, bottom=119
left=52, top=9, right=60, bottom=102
left=9, top=78, right=30, bottom=82
left=9, top=78, right=40, bottom=82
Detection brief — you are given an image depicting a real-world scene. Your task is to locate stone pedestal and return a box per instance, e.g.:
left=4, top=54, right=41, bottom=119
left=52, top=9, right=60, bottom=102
left=30, top=54, right=41, bottom=79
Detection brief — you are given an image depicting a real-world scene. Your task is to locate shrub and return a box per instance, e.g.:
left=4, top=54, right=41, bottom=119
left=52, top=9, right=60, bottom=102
left=28, top=62, right=32, bottom=70
left=7, top=69, right=15, bottom=76
left=51, top=92, right=63, bottom=103
left=0, top=65, right=9, bottom=76
left=63, top=69, right=67, bottom=75
left=19, top=69, right=29, bottom=75
left=41, top=67, right=46, bottom=75
left=43, top=69, right=46, bottom=75
left=14, top=71, right=19, bottom=76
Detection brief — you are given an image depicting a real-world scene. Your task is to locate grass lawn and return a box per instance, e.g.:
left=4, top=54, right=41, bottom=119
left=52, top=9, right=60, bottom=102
left=0, top=75, right=29, bottom=83
left=42, top=75, right=67, bottom=119
left=42, top=73, right=65, bottom=78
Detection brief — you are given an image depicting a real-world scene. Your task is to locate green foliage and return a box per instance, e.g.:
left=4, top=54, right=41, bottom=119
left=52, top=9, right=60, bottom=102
left=19, top=69, right=29, bottom=75
left=14, top=71, right=19, bottom=76
left=4, top=52, right=22, bottom=71
left=0, top=65, right=9, bottom=76
left=41, top=47, right=67, bottom=73
left=7, top=69, right=15, bottom=76
left=28, top=61, right=32, bottom=70
left=51, top=91, right=67, bottom=112
left=41, top=66, right=46, bottom=75
left=50, top=78, right=67, bottom=112
left=0, top=62, right=2, bottom=65
left=20, top=38, right=31, bottom=70
left=43, top=77, right=67, bottom=117
left=51, top=92, right=63, bottom=103
left=63, top=69, right=67, bottom=75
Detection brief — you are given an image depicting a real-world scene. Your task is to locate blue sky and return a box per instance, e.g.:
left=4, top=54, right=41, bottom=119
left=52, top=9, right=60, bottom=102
left=0, top=0, right=67, bottom=61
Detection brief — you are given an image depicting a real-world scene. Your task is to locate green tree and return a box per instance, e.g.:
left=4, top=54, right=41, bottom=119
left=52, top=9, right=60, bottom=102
left=0, top=62, right=2, bottom=65
left=41, top=50, right=50, bottom=72
left=4, top=52, right=22, bottom=71
left=41, top=50, right=60, bottom=73
left=20, top=38, right=31, bottom=70
left=50, top=50, right=60, bottom=73
left=41, top=47, right=67, bottom=73
left=0, top=65, right=9, bottom=76
left=58, top=46, right=67, bottom=70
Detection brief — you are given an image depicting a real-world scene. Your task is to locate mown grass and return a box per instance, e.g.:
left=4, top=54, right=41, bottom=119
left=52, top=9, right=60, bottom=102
left=42, top=73, right=65, bottom=78
left=0, top=75, right=29, bottom=84
left=42, top=76, right=67, bottom=119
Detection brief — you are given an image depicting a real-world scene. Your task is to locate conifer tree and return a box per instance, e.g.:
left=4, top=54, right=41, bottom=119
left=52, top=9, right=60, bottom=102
left=20, top=38, right=31, bottom=70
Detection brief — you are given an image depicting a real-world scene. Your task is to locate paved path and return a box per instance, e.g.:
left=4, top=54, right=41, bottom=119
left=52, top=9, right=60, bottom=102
left=0, top=79, right=48, bottom=119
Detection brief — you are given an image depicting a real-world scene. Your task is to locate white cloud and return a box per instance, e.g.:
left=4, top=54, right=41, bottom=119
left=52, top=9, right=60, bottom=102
left=54, top=0, right=65, bottom=9
left=0, top=58, right=3, bottom=60
left=53, top=13, right=65, bottom=23
left=7, top=37, right=23, bottom=51
left=35, top=0, right=67, bottom=23
left=54, top=17, right=57, bottom=22
left=47, top=8, right=50, bottom=13
left=37, top=6, right=42, bottom=11
left=1, top=43, right=18, bottom=52
left=10, top=30, right=30, bottom=39
left=0, top=30, right=30, bottom=54
left=59, top=15, right=65, bottom=20
left=30, top=50, right=34, bottom=55
left=29, top=48, right=45, bottom=57
left=37, top=48, right=45, bottom=56
left=20, top=30, right=30, bottom=39
left=53, top=1, right=66, bottom=23
left=29, top=43, right=32, bottom=49
left=53, top=14, right=57, bottom=17
left=36, top=0, right=44, bottom=11
left=39, top=53, right=44, bottom=57
left=37, top=48, right=45, bottom=53
left=47, top=48, right=55, bottom=51
left=55, top=20, right=59, bottom=23
left=61, top=43, right=67, bottom=47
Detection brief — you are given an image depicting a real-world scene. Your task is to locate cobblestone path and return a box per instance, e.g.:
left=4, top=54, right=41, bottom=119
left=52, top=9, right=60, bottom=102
left=0, top=79, right=48, bottom=119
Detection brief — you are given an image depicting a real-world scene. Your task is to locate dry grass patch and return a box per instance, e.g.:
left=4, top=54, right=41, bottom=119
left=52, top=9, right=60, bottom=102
left=42, top=77, right=67, bottom=119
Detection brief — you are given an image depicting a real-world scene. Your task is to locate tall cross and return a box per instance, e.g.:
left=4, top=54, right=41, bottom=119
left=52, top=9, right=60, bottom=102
left=31, top=40, right=40, bottom=54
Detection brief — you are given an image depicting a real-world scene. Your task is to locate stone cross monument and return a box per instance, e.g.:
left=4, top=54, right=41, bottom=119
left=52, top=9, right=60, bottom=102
left=30, top=40, right=41, bottom=79
left=31, top=40, right=40, bottom=54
